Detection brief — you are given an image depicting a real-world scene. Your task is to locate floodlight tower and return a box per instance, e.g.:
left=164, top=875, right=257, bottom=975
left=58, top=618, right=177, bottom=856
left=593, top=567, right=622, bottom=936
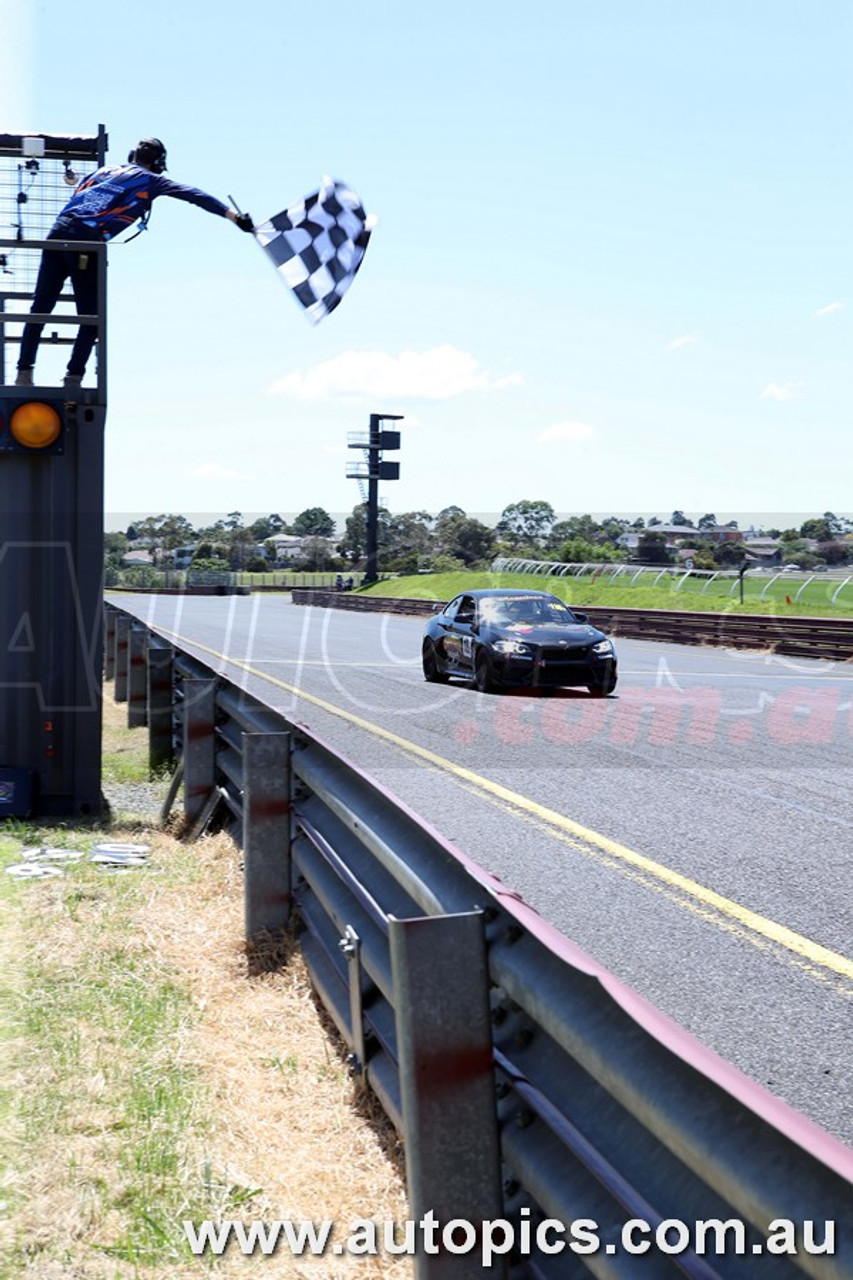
left=0, top=126, right=108, bottom=817
left=346, top=413, right=403, bottom=585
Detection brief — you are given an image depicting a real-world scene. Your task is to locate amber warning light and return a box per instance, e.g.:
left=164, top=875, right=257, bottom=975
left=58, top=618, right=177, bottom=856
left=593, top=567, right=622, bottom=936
left=1, top=400, right=64, bottom=453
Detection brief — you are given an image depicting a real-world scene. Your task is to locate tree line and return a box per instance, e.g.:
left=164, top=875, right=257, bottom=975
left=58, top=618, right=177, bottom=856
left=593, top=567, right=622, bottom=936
left=104, top=504, right=853, bottom=579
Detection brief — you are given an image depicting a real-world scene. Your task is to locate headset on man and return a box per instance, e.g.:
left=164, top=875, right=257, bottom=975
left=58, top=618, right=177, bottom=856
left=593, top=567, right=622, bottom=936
left=127, top=138, right=167, bottom=173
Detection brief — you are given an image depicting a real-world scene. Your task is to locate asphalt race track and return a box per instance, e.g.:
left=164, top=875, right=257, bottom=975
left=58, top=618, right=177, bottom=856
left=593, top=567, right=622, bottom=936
left=108, top=592, right=853, bottom=1147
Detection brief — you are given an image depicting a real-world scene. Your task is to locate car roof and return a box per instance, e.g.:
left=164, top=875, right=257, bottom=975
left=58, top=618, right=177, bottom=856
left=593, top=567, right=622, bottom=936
left=455, top=588, right=562, bottom=599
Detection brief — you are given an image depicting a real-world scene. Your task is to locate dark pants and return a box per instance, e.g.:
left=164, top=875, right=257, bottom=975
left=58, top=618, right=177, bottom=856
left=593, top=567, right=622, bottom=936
left=18, top=219, right=102, bottom=377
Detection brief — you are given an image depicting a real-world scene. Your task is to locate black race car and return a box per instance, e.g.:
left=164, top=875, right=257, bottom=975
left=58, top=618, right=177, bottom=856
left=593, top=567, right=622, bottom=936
left=421, top=589, right=617, bottom=695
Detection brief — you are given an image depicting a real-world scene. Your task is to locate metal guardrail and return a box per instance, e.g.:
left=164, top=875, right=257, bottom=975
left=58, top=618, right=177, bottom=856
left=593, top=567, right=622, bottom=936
left=185, top=569, right=244, bottom=590
left=289, top=590, right=853, bottom=662
left=571, top=606, right=853, bottom=661
left=105, top=603, right=853, bottom=1278
left=114, top=575, right=250, bottom=598
left=291, top=587, right=440, bottom=616
left=236, top=571, right=369, bottom=591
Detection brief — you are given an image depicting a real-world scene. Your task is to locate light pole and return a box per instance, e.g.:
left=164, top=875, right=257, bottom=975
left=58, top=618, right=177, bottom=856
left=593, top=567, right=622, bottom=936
left=346, top=413, right=402, bottom=585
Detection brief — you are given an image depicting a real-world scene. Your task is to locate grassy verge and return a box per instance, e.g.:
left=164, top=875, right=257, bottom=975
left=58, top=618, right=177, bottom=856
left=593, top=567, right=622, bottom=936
left=1, top=694, right=409, bottom=1278
left=359, top=571, right=853, bottom=618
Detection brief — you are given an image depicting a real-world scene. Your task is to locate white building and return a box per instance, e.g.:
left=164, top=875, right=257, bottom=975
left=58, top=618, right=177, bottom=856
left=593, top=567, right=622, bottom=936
left=264, top=534, right=307, bottom=564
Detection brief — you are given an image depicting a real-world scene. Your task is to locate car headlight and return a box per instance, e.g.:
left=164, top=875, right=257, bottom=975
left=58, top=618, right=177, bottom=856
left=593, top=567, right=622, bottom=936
left=492, top=639, right=534, bottom=656
left=592, top=639, right=614, bottom=655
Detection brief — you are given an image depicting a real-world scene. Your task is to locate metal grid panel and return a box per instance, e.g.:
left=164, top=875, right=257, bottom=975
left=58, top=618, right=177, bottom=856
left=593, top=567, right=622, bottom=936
left=0, top=132, right=105, bottom=296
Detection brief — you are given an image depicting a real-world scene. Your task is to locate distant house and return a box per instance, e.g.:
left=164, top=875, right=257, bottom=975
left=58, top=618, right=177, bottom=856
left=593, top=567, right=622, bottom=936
left=121, top=549, right=155, bottom=567
left=657, top=524, right=742, bottom=545
left=618, top=524, right=742, bottom=552
left=171, top=545, right=197, bottom=570
left=264, top=534, right=306, bottom=564
left=741, top=538, right=783, bottom=567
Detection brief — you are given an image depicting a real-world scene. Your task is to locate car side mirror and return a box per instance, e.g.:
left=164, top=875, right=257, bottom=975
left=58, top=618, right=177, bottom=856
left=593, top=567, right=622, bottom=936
left=573, top=611, right=589, bottom=623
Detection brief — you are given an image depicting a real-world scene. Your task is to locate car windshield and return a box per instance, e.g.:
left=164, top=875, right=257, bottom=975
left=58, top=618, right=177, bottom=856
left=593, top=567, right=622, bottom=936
left=481, top=596, right=576, bottom=626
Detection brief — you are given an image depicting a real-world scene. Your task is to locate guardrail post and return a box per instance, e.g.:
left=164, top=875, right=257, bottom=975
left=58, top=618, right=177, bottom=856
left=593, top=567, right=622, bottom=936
left=183, top=677, right=217, bottom=826
left=127, top=623, right=148, bottom=728
left=147, top=639, right=174, bottom=774
left=243, top=731, right=292, bottom=940
left=114, top=612, right=129, bottom=704
left=104, top=607, right=116, bottom=681
left=389, top=912, right=505, bottom=1278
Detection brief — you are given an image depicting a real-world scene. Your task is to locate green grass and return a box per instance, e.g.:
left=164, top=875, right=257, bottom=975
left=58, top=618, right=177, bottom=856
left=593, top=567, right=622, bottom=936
left=101, top=709, right=153, bottom=786
left=0, top=699, right=220, bottom=1273
left=2, top=693, right=409, bottom=1278
left=358, top=570, right=853, bottom=618
left=0, top=827, right=219, bottom=1274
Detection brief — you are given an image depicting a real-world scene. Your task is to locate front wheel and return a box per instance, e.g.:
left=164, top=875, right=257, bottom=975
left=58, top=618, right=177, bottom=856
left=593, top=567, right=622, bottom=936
left=588, top=675, right=617, bottom=697
left=474, top=651, right=497, bottom=694
left=422, top=639, right=449, bottom=683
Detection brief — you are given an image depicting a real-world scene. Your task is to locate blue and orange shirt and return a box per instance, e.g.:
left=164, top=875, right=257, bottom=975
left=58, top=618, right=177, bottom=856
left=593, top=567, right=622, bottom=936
left=55, top=163, right=230, bottom=241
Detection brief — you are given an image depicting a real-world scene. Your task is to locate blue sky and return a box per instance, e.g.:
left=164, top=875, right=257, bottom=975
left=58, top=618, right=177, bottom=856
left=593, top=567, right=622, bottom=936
left=4, top=1, right=851, bottom=531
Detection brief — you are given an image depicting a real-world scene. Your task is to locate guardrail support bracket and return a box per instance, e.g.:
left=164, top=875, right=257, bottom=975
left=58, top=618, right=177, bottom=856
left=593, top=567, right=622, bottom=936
left=390, top=911, right=505, bottom=1278
left=340, top=924, right=366, bottom=1076
left=183, top=677, right=217, bottom=825
left=243, top=731, right=292, bottom=940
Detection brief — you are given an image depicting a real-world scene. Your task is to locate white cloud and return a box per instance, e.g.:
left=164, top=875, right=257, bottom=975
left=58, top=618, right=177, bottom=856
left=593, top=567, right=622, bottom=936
left=188, top=461, right=248, bottom=479
left=814, top=301, right=846, bottom=318
left=666, top=330, right=700, bottom=350
left=269, top=345, right=524, bottom=401
left=537, top=420, right=597, bottom=443
left=759, top=382, right=804, bottom=402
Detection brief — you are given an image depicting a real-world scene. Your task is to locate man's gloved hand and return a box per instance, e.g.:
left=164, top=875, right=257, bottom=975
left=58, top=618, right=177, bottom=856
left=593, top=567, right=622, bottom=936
left=235, top=212, right=254, bottom=233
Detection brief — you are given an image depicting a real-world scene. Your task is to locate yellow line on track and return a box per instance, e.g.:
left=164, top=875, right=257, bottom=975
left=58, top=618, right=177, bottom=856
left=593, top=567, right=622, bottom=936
left=161, top=626, right=853, bottom=985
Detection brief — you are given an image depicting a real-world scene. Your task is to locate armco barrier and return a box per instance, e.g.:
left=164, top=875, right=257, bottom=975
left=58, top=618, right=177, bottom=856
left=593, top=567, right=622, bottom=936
left=291, top=587, right=440, bottom=616
left=106, top=602, right=853, bottom=1279
left=113, top=584, right=251, bottom=596
left=290, top=590, right=853, bottom=661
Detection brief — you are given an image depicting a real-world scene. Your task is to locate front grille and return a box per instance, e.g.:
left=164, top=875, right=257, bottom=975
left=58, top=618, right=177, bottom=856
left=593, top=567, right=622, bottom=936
left=539, top=644, right=591, bottom=662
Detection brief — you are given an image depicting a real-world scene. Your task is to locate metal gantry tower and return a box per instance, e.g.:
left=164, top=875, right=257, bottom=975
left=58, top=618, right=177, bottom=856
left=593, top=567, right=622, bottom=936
left=0, top=127, right=108, bottom=817
left=346, top=413, right=402, bottom=584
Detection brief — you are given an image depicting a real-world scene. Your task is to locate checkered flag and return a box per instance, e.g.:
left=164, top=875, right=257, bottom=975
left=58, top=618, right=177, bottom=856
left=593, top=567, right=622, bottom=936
left=253, top=177, right=376, bottom=324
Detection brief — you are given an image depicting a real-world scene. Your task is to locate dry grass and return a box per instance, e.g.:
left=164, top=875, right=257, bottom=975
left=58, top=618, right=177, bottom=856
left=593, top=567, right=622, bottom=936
left=137, top=832, right=411, bottom=1271
left=0, top=693, right=410, bottom=1278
